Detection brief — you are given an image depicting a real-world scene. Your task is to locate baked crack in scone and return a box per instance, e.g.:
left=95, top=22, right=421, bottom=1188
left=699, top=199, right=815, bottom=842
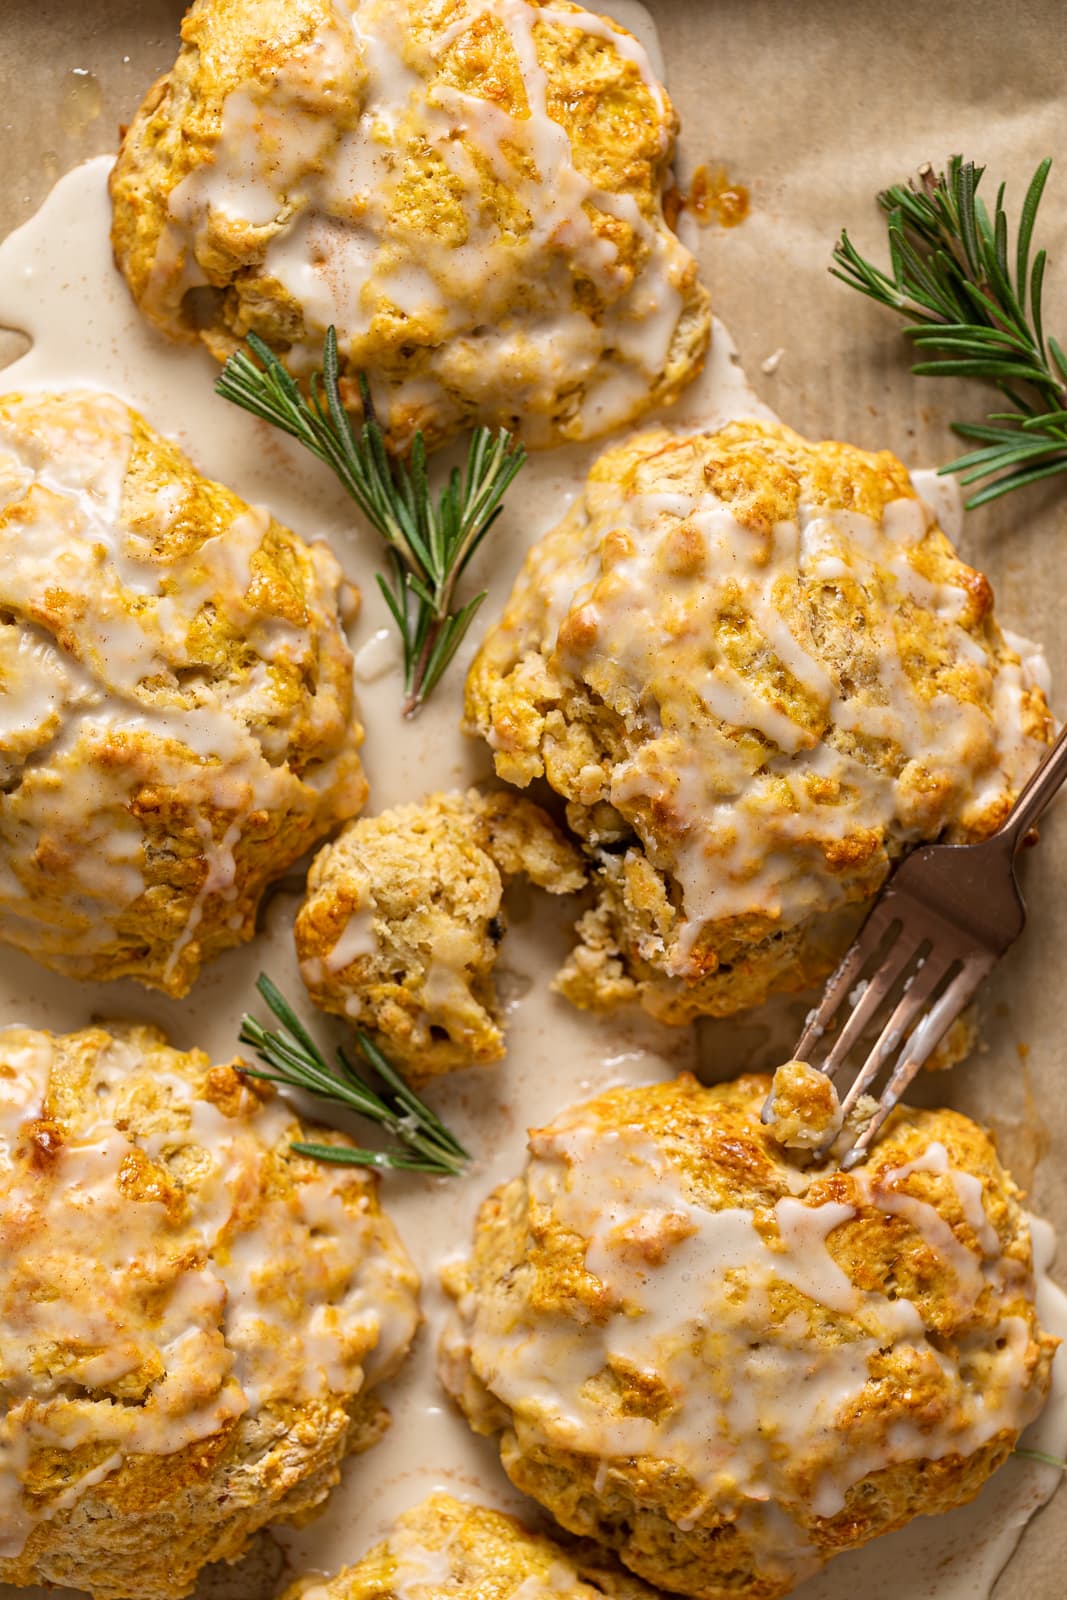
left=0, top=1022, right=419, bottom=1600
left=295, top=788, right=586, bottom=1078
left=0, top=390, right=366, bottom=996
left=466, top=420, right=1053, bottom=1022
left=109, top=0, right=710, bottom=451
left=440, top=1074, right=1056, bottom=1600
left=281, top=1491, right=659, bottom=1600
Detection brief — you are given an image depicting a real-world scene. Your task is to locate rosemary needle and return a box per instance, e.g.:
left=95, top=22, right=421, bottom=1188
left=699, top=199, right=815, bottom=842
left=1013, top=1446, right=1067, bottom=1471
left=238, top=975, right=470, bottom=1177
left=215, top=328, right=525, bottom=716
left=832, top=155, right=1067, bottom=508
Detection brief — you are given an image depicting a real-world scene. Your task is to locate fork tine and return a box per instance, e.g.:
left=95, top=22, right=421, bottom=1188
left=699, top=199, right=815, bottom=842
left=792, top=898, right=901, bottom=1062
left=835, top=949, right=957, bottom=1125
left=816, top=926, right=925, bottom=1085
left=840, top=958, right=991, bottom=1170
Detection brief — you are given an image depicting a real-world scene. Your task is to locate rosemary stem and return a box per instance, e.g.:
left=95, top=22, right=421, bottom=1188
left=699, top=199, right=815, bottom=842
left=831, top=154, right=1067, bottom=508
left=238, top=976, right=470, bottom=1177
left=1014, top=1447, right=1067, bottom=1471
left=216, top=331, right=525, bottom=713
left=403, top=625, right=441, bottom=718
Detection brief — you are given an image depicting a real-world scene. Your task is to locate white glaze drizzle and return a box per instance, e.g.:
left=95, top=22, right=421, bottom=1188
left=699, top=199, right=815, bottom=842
left=0, top=1026, right=419, bottom=1559
left=325, top=905, right=377, bottom=972
left=388, top=1529, right=462, bottom=1598
left=0, top=391, right=362, bottom=983
left=536, top=466, right=1048, bottom=966
left=446, top=1108, right=1049, bottom=1589
left=156, top=0, right=696, bottom=443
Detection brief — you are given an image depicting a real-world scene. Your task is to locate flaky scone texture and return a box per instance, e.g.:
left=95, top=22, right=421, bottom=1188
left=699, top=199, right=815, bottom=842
left=295, top=788, right=585, bottom=1077
left=0, top=390, right=367, bottom=996
left=0, top=1022, right=420, bottom=1600
left=465, top=419, right=1052, bottom=1022
left=109, top=0, right=710, bottom=452
left=281, top=1492, right=658, bottom=1600
left=440, top=1074, right=1056, bottom=1600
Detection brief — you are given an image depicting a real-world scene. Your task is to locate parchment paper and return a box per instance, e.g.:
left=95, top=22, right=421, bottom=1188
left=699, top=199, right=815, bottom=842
left=1, top=2, right=1065, bottom=1597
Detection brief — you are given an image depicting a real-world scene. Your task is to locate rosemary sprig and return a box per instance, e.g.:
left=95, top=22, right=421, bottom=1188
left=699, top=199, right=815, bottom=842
left=1014, top=1446, right=1067, bottom=1471
left=238, top=974, right=470, bottom=1176
left=216, top=329, right=525, bottom=715
left=832, top=155, right=1067, bottom=508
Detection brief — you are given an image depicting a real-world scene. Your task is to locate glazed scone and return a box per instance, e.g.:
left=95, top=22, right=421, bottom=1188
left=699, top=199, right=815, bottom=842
left=0, top=390, right=367, bottom=996
left=440, top=1074, right=1056, bottom=1600
left=0, top=1022, right=420, bottom=1600
left=109, top=0, right=710, bottom=452
left=281, top=1492, right=658, bottom=1600
left=295, top=789, right=586, bottom=1077
left=466, top=420, right=1052, bottom=1022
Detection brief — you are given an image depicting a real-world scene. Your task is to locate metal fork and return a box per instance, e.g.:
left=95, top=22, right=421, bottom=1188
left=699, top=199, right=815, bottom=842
left=763, top=719, right=1067, bottom=1168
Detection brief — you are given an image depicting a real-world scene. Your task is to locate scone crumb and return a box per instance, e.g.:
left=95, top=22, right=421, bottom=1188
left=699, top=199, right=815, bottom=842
left=763, top=1059, right=843, bottom=1150
left=295, top=789, right=585, bottom=1079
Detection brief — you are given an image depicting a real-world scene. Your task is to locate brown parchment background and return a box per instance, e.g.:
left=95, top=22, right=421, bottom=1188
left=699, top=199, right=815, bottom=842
left=0, top=1, right=1065, bottom=1595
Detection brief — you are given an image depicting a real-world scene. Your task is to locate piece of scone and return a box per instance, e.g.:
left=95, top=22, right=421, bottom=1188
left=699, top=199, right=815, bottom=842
left=0, top=390, right=366, bottom=996
left=109, top=0, right=710, bottom=452
left=0, top=1022, right=420, bottom=1600
left=761, top=1057, right=845, bottom=1150
left=440, top=1073, right=1056, bottom=1600
left=281, top=1492, right=658, bottom=1600
left=466, top=419, right=1052, bottom=1023
left=295, top=789, right=586, bottom=1077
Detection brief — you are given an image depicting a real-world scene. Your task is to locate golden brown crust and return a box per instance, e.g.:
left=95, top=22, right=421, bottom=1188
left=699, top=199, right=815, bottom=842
left=0, top=1022, right=420, bottom=1600
left=295, top=788, right=585, bottom=1077
left=109, top=0, right=710, bottom=451
left=0, top=389, right=366, bottom=995
left=440, top=1074, right=1056, bottom=1599
left=279, top=1492, right=660, bottom=1600
left=465, top=420, right=1053, bottom=1023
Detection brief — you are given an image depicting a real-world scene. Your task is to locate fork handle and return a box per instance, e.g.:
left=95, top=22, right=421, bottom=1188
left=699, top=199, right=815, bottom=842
left=1002, top=717, right=1067, bottom=849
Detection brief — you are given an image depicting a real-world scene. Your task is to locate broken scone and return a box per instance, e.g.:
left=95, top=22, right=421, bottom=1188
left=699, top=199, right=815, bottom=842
left=466, top=419, right=1052, bottom=1024
left=295, top=789, right=585, bottom=1077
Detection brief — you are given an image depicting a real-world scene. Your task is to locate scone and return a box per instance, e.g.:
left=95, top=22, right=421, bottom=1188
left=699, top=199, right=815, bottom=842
left=280, top=1492, right=658, bottom=1600
left=0, top=389, right=366, bottom=996
left=295, top=788, right=586, bottom=1078
left=466, top=419, right=1052, bottom=1022
left=109, top=0, right=710, bottom=452
left=0, top=1022, right=420, bottom=1600
left=440, top=1074, right=1055, bottom=1600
